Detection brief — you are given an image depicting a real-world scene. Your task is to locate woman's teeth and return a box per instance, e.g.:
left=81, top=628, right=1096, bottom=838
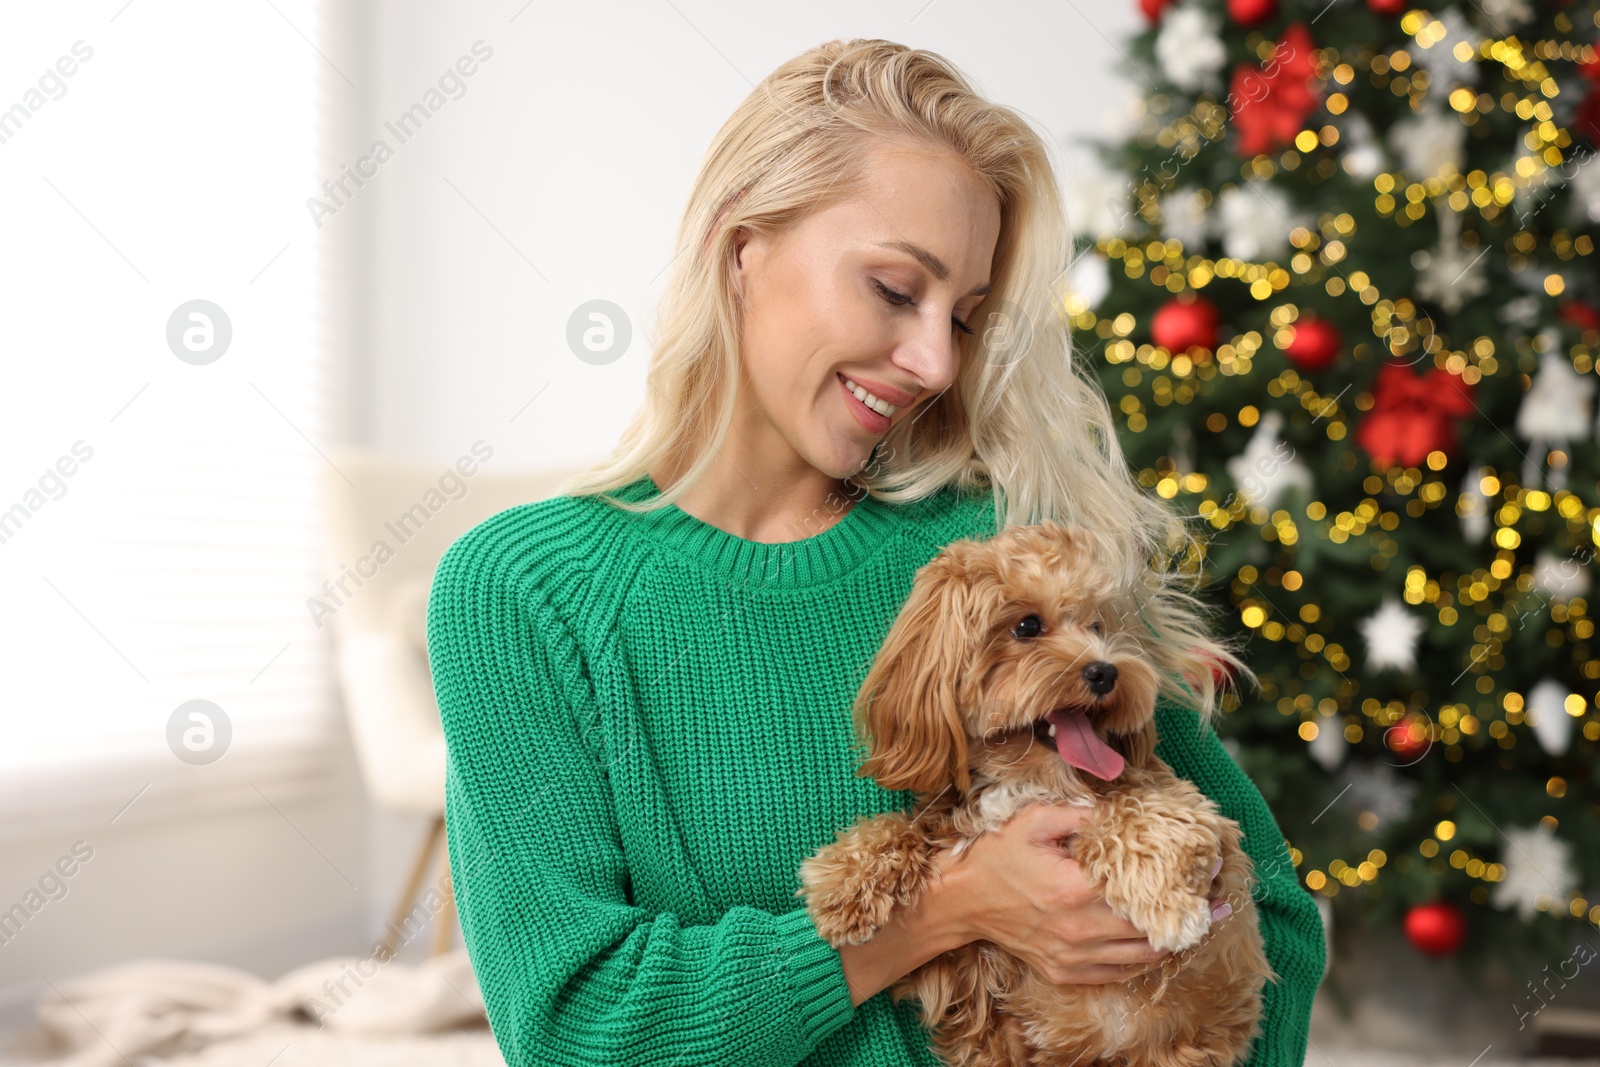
left=842, top=376, right=897, bottom=417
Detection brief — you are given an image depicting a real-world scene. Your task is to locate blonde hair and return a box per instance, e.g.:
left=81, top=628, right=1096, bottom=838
left=557, top=38, right=1257, bottom=722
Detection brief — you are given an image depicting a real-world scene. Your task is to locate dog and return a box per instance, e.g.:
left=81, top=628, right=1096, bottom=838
left=797, top=520, right=1276, bottom=1067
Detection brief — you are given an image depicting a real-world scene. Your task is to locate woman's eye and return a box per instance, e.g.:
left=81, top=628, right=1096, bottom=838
left=1010, top=614, right=1043, bottom=639
left=875, top=280, right=975, bottom=336
left=874, top=280, right=914, bottom=307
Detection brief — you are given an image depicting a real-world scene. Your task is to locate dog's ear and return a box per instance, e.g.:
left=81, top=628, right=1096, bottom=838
left=853, top=554, right=973, bottom=797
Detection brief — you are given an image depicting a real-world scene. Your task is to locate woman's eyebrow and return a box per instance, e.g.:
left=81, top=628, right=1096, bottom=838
left=874, top=239, right=992, bottom=296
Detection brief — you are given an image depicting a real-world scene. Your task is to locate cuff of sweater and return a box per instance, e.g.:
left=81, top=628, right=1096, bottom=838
left=771, top=906, right=857, bottom=1043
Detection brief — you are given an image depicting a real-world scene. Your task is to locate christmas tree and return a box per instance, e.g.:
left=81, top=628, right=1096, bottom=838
left=1063, top=0, right=1600, bottom=976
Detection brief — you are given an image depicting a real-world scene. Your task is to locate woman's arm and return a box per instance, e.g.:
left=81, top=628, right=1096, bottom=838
left=427, top=527, right=857, bottom=1067
left=1152, top=696, right=1328, bottom=1067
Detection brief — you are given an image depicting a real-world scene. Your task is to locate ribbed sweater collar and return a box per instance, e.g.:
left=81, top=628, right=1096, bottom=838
left=606, top=473, right=902, bottom=588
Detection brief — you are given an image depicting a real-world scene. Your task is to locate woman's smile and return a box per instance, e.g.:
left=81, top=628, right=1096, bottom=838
left=838, top=371, right=906, bottom=434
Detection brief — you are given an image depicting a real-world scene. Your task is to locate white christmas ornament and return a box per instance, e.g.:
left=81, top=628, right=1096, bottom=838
left=1410, top=7, right=1481, bottom=87
left=1509, top=264, right=1552, bottom=294
left=1309, top=718, right=1347, bottom=772
left=1063, top=150, right=1133, bottom=241
left=1359, top=595, right=1427, bottom=673
left=1491, top=823, right=1579, bottom=922
left=1155, top=7, right=1227, bottom=93
left=1389, top=105, right=1467, bottom=181
left=1518, top=345, right=1593, bottom=442
left=1342, top=760, right=1418, bottom=824
left=1518, top=346, right=1594, bottom=489
left=1160, top=187, right=1211, bottom=249
left=1218, top=181, right=1305, bottom=262
left=1226, top=409, right=1312, bottom=512
left=1065, top=250, right=1111, bottom=309
left=1457, top=466, right=1490, bottom=543
left=1533, top=549, right=1593, bottom=603
left=1478, top=0, right=1534, bottom=27
left=1414, top=210, right=1488, bottom=313
left=1568, top=150, right=1600, bottom=227
left=1499, top=293, right=1541, bottom=328
left=1339, top=112, right=1386, bottom=179
left=1524, top=679, right=1578, bottom=756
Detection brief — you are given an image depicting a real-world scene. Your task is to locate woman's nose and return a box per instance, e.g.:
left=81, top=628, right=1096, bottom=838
left=902, top=323, right=960, bottom=396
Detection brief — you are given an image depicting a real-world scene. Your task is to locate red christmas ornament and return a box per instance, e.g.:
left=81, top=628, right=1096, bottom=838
left=1559, top=300, right=1600, bottom=333
left=1139, top=0, right=1171, bottom=21
left=1576, top=57, right=1600, bottom=145
left=1151, top=295, right=1221, bottom=354
left=1281, top=314, right=1342, bottom=371
left=1354, top=364, right=1476, bottom=467
left=1404, top=900, right=1466, bottom=957
left=1228, top=0, right=1278, bottom=25
left=1182, top=653, right=1235, bottom=694
left=1367, top=0, right=1407, bottom=14
left=1384, top=715, right=1431, bottom=761
left=1229, top=23, right=1323, bottom=157
left=1576, top=85, right=1600, bottom=146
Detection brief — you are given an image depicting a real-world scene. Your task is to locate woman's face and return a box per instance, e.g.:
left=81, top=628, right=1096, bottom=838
left=728, top=141, right=1002, bottom=482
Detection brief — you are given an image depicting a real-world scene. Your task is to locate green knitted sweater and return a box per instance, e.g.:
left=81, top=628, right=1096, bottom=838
left=426, top=472, right=1326, bottom=1067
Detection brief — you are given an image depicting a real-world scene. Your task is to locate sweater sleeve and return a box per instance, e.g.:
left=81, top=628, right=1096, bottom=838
left=1153, top=698, right=1327, bottom=1067
left=426, top=530, right=859, bottom=1067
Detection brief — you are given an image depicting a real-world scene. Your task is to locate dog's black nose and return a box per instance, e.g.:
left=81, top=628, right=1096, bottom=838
left=1083, top=661, right=1117, bottom=695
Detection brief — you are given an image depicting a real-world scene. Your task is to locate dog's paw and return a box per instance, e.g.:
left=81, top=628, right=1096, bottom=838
left=1141, top=848, right=1241, bottom=952
left=1142, top=893, right=1217, bottom=954
left=795, top=813, right=935, bottom=948
left=797, top=864, right=898, bottom=947
left=806, top=897, right=893, bottom=947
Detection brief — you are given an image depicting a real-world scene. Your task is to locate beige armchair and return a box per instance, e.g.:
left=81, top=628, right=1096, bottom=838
left=318, top=445, right=590, bottom=958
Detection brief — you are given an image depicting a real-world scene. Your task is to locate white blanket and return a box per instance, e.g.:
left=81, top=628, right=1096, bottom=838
left=28, top=950, right=484, bottom=1067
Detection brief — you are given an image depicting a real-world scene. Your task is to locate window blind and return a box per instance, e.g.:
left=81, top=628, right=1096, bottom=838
left=0, top=0, right=345, bottom=840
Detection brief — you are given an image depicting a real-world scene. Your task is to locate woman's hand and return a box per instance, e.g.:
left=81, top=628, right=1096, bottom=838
left=931, top=800, right=1230, bottom=986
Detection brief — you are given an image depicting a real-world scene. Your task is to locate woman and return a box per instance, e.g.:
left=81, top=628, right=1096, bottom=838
left=427, top=38, right=1325, bottom=1067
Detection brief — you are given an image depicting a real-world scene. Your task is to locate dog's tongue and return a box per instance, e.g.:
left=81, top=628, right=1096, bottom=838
left=1045, top=707, right=1125, bottom=781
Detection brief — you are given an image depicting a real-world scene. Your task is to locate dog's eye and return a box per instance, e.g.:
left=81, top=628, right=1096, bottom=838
left=1088, top=619, right=1103, bottom=634
left=1010, top=614, right=1043, bottom=639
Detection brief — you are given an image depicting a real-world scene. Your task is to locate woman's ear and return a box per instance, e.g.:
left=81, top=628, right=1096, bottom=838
left=702, top=187, right=747, bottom=257
left=853, top=554, right=973, bottom=797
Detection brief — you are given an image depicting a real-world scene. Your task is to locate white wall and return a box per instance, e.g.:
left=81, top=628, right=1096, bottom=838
left=343, top=0, right=1143, bottom=464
